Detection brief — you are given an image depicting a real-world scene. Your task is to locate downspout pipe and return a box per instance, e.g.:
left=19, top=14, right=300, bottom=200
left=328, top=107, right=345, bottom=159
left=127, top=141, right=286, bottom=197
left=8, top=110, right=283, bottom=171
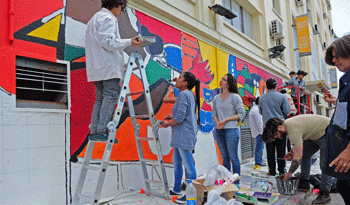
left=9, top=0, right=14, bottom=44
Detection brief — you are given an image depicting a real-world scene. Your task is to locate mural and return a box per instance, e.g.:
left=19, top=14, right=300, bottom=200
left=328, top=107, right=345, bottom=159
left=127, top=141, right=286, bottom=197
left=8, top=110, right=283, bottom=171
left=2, top=0, right=283, bottom=163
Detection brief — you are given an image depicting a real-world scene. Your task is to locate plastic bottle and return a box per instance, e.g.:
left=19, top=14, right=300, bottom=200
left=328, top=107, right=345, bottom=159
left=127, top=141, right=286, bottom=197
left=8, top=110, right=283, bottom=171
left=251, top=173, right=256, bottom=191
left=186, top=180, right=197, bottom=205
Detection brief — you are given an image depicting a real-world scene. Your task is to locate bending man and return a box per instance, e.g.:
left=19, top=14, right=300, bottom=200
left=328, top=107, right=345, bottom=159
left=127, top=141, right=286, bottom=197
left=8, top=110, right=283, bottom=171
left=262, top=115, right=333, bottom=205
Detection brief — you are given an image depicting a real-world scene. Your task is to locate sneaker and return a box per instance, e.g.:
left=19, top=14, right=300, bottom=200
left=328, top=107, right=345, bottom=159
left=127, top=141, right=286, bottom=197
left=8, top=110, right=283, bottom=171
left=175, top=195, right=186, bottom=204
left=256, top=162, right=267, bottom=166
left=169, top=190, right=182, bottom=196
left=312, top=191, right=331, bottom=204
left=298, top=178, right=310, bottom=192
left=89, top=132, right=118, bottom=143
left=181, top=182, right=187, bottom=191
left=267, top=172, right=276, bottom=176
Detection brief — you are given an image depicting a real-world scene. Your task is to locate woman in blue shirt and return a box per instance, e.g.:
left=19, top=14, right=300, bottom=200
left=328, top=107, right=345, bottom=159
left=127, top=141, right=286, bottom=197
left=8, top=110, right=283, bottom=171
left=322, top=34, right=350, bottom=205
left=212, top=74, right=245, bottom=176
left=161, top=71, right=200, bottom=197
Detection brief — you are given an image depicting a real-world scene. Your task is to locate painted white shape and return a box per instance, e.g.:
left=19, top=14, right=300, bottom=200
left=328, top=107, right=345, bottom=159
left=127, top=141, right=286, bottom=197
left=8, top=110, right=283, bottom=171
left=126, top=8, right=139, bottom=34
left=3, top=171, right=30, bottom=196
left=147, top=125, right=172, bottom=155
left=65, top=16, right=86, bottom=48
left=28, top=147, right=51, bottom=170
left=193, top=132, right=219, bottom=176
left=3, top=149, right=29, bottom=173
left=2, top=125, right=27, bottom=150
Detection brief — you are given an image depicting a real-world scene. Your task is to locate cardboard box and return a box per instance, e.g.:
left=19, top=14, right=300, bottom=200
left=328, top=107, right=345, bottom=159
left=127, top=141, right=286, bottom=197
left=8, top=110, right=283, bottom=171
left=192, top=178, right=239, bottom=205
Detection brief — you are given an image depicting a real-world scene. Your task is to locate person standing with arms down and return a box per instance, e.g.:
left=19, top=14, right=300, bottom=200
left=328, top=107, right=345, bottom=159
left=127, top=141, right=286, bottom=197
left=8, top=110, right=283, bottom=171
left=322, top=34, right=350, bottom=205
left=259, top=78, right=290, bottom=176
left=161, top=72, right=200, bottom=203
left=249, top=97, right=266, bottom=167
left=85, top=0, right=141, bottom=141
left=212, top=74, right=245, bottom=176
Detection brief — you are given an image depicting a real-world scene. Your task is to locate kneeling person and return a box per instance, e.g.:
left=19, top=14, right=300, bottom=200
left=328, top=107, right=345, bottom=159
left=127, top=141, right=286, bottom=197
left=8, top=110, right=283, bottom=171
left=262, top=115, right=333, bottom=205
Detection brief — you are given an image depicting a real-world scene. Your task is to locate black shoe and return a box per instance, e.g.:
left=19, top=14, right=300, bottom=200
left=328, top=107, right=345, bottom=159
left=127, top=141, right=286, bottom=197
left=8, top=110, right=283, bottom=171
left=312, top=191, right=331, bottom=204
left=298, top=178, right=310, bottom=192
left=175, top=195, right=186, bottom=204
left=169, top=190, right=182, bottom=196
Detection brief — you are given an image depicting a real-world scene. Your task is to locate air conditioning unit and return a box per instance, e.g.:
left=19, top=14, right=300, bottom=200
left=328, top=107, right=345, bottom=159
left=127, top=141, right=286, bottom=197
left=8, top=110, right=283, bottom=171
left=270, top=19, right=284, bottom=40
left=322, top=42, right=327, bottom=50
left=323, top=12, right=328, bottom=19
left=313, top=24, right=320, bottom=35
left=295, top=0, right=304, bottom=7
left=315, top=95, right=321, bottom=104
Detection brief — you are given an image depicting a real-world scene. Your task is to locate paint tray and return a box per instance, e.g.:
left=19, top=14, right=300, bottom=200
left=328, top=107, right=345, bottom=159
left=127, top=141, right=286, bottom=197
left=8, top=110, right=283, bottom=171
left=252, top=192, right=272, bottom=203
left=138, top=36, right=156, bottom=47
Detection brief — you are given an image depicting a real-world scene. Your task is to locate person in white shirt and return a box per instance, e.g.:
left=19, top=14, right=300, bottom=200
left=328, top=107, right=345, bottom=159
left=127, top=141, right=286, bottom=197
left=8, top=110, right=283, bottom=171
left=249, top=97, right=266, bottom=166
left=85, top=0, right=141, bottom=141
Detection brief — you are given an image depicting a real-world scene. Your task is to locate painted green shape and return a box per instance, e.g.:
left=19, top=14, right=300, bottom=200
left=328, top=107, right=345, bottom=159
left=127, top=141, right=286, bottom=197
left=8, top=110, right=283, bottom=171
left=240, top=68, right=252, bottom=80
left=65, top=45, right=85, bottom=61
left=244, top=84, right=254, bottom=94
left=239, top=87, right=245, bottom=96
left=146, top=59, right=171, bottom=85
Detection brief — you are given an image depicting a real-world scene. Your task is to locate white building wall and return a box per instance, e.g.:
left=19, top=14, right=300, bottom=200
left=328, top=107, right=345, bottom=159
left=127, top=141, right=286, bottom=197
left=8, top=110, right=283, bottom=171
left=0, top=91, right=70, bottom=205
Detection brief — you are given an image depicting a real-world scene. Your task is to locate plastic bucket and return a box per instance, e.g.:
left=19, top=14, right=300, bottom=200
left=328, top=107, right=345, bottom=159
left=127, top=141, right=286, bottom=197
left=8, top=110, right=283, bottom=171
left=275, top=177, right=300, bottom=195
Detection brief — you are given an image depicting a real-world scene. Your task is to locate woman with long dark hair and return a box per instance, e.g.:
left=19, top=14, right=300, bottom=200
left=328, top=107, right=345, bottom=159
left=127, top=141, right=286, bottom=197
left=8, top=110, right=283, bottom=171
left=212, top=73, right=245, bottom=176
left=161, top=71, right=200, bottom=202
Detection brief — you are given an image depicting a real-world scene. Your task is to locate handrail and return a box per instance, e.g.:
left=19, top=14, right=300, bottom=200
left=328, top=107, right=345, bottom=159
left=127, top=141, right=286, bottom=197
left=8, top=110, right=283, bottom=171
left=277, top=85, right=311, bottom=115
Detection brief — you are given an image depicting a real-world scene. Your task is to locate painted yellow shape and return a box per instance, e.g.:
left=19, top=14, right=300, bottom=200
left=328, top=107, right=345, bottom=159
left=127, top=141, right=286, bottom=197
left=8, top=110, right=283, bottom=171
left=28, top=14, right=61, bottom=42
left=198, top=40, right=217, bottom=89
left=217, top=49, right=230, bottom=84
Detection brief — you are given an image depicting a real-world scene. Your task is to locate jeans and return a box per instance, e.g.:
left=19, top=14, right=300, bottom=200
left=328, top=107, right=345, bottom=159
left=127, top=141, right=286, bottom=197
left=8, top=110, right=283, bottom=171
left=90, top=78, right=121, bottom=133
left=173, top=148, right=196, bottom=193
left=216, top=128, right=241, bottom=175
left=255, top=135, right=264, bottom=165
left=300, top=136, right=333, bottom=192
left=266, top=138, right=286, bottom=175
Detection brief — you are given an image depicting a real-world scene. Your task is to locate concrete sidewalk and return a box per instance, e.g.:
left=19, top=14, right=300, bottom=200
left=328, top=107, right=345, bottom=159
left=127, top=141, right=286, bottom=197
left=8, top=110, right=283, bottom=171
left=101, top=156, right=345, bottom=205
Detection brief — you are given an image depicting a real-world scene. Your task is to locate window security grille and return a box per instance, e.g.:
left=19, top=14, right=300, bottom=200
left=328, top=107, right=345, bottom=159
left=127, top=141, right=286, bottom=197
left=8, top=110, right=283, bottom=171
left=16, top=56, right=68, bottom=109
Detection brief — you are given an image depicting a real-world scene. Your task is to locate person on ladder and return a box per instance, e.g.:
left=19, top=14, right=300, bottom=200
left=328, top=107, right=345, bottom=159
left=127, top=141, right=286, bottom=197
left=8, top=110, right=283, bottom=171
left=85, top=0, right=141, bottom=141
left=161, top=72, right=200, bottom=204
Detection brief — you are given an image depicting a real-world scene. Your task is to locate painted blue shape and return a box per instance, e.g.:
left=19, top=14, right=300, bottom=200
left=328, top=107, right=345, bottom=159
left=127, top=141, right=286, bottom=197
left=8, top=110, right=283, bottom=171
left=198, top=110, right=215, bottom=133
left=141, top=26, right=163, bottom=55
left=228, top=55, right=237, bottom=77
left=164, top=47, right=182, bottom=72
left=203, top=88, right=213, bottom=101
left=200, top=110, right=206, bottom=125
left=174, top=87, right=179, bottom=97
left=205, top=111, right=214, bottom=123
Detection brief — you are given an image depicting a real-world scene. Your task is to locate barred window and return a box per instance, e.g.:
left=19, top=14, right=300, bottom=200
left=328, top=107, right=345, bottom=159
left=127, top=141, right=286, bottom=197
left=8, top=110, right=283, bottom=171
left=16, top=56, right=68, bottom=110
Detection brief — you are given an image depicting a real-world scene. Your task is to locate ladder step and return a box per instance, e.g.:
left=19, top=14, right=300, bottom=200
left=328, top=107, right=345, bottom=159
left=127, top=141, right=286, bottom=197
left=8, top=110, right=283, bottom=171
left=76, top=193, right=92, bottom=200
left=131, top=115, right=149, bottom=119
left=145, top=179, right=163, bottom=184
left=83, top=165, right=100, bottom=172
left=136, top=137, right=155, bottom=141
left=127, top=91, right=144, bottom=96
left=133, top=67, right=139, bottom=71
left=140, top=158, right=159, bottom=164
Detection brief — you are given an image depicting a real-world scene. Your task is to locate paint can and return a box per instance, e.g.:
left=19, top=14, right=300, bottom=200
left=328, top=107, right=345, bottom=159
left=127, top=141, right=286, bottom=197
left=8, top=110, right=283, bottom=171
left=275, top=177, right=300, bottom=195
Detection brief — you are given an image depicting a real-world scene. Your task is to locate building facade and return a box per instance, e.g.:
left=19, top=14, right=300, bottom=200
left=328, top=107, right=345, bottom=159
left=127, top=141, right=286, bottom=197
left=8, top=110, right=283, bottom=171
left=0, top=0, right=336, bottom=204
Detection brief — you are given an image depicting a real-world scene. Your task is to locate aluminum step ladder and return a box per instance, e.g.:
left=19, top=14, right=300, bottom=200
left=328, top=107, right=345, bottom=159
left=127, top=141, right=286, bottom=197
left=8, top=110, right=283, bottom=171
left=72, top=51, right=170, bottom=204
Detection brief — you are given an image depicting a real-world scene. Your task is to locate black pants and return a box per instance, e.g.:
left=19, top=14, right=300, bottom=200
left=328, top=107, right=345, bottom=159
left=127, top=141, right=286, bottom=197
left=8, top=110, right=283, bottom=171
left=266, top=138, right=286, bottom=175
left=287, top=138, right=291, bottom=152
left=337, top=180, right=350, bottom=204
left=293, top=97, right=304, bottom=114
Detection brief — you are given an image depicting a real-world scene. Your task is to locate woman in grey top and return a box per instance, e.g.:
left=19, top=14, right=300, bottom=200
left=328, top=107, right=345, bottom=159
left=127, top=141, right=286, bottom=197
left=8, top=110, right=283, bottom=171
left=161, top=71, right=200, bottom=197
left=212, top=74, right=245, bottom=176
